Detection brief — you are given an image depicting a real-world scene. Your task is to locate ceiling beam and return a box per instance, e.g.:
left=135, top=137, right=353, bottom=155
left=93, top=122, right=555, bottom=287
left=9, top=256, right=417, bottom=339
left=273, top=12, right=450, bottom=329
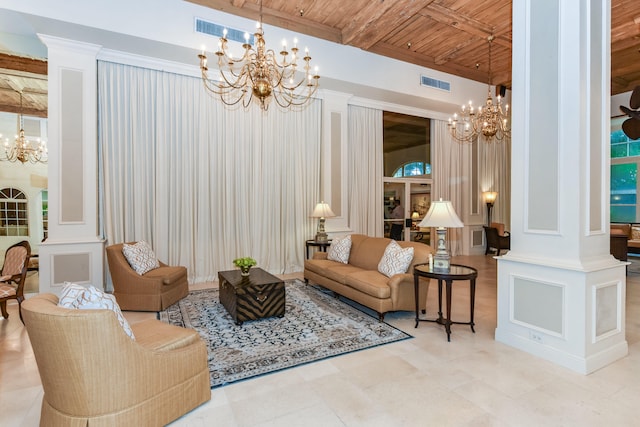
left=421, top=4, right=511, bottom=49
left=0, top=53, right=47, bottom=75
left=342, top=1, right=433, bottom=49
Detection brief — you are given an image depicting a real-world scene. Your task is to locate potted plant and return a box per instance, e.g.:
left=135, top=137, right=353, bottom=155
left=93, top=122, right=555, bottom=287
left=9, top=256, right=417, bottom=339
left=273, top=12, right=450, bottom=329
left=233, top=257, right=257, bottom=276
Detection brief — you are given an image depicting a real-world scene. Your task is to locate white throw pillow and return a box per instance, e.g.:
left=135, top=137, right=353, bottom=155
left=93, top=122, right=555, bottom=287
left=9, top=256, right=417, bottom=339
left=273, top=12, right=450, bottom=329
left=122, top=241, right=160, bottom=275
left=378, top=240, right=414, bottom=278
left=58, top=283, right=135, bottom=340
left=58, top=282, right=87, bottom=307
left=327, top=234, right=352, bottom=264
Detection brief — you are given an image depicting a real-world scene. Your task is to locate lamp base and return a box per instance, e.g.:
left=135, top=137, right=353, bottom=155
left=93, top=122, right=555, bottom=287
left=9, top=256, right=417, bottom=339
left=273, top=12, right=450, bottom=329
left=433, top=227, right=451, bottom=272
left=433, top=253, right=451, bottom=272
left=315, top=232, right=329, bottom=243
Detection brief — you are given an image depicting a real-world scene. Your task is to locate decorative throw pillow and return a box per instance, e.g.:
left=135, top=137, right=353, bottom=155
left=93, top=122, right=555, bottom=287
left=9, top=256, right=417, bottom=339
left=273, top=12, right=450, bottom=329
left=58, top=283, right=135, bottom=340
left=327, top=234, right=352, bottom=264
left=58, top=282, right=86, bottom=307
left=378, top=240, right=414, bottom=278
left=632, top=227, right=640, bottom=240
left=122, top=241, right=160, bottom=275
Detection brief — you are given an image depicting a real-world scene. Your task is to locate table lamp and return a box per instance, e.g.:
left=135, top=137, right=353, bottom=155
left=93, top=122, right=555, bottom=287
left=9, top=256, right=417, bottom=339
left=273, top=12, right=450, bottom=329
left=418, top=199, right=464, bottom=271
left=411, top=211, right=420, bottom=229
left=311, top=201, right=335, bottom=243
left=482, top=191, right=498, bottom=226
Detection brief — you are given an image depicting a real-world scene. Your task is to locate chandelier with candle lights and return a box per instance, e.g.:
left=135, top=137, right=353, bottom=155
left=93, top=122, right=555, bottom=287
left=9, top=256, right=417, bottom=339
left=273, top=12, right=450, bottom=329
left=1, top=92, right=47, bottom=164
left=197, top=0, right=320, bottom=111
left=448, top=35, right=511, bottom=143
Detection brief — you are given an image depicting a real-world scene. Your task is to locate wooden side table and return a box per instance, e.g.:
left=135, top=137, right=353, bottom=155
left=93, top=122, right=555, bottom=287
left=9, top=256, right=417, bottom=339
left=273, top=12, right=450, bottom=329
left=305, top=239, right=332, bottom=259
left=413, top=263, right=478, bottom=341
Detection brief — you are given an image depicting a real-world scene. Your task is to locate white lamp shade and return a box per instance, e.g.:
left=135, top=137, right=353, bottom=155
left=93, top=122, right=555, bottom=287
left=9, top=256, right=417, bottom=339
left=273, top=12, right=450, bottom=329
left=311, top=202, right=335, bottom=218
left=418, top=199, right=463, bottom=228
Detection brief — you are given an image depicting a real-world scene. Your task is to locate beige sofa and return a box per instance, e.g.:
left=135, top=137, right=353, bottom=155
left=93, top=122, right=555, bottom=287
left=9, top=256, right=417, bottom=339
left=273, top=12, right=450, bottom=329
left=304, top=234, right=432, bottom=321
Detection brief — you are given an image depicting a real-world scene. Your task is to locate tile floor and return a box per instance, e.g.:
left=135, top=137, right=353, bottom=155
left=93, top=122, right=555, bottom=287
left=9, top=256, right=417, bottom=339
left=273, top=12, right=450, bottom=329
left=1, top=255, right=639, bottom=426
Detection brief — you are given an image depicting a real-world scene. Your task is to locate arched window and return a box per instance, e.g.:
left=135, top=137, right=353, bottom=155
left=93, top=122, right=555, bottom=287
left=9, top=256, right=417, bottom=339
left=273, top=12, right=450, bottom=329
left=0, top=188, right=28, bottom=236
left=392, top=161, right=431, bottom=177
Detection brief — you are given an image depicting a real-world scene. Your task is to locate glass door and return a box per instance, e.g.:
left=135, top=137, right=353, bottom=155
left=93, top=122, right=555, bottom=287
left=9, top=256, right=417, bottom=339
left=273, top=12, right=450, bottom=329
left=383, top=179, right=431, bottom=243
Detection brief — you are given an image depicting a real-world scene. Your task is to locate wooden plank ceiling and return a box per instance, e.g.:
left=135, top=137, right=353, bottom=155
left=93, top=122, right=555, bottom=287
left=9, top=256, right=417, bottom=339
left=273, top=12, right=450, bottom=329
left=0, top=0, right=638, bottom=118
left=189, top=0, right=640, bottom=95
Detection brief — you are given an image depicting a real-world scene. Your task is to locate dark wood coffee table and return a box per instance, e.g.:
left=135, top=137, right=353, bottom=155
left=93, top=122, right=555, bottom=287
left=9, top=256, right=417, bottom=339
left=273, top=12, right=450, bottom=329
left=218, top=268, right=285, bottom=325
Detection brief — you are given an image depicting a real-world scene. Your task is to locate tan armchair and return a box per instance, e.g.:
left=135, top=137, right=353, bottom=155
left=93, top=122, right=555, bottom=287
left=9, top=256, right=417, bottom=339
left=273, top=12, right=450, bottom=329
left=22, top=293, right=210, bottom=426
left=106, top=243, right=188, bottom=311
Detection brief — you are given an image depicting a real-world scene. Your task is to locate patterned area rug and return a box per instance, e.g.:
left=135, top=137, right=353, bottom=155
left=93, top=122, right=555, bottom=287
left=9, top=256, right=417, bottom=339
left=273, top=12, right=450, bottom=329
left=158, top=279, right=411, bottom=388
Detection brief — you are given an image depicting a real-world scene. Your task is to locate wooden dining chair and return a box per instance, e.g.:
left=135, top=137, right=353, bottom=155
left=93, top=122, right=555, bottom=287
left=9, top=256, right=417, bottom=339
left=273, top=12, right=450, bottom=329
left=0, top=240, right=31, bottom=323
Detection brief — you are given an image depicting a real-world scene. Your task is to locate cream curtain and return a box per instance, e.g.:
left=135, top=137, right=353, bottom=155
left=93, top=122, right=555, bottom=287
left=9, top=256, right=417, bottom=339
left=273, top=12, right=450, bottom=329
left=479, top=136, right=511, bottom=229
left=347, top=105, right=383, bottom=236
left=98, top=61, right=321, bottom=285
left=433, top=120, right=466, bottom=256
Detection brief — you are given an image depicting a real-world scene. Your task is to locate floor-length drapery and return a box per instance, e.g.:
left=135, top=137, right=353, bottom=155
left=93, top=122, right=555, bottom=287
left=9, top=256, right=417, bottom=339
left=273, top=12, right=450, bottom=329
left=348, top=105, right=383, bottom=236
left=98, top=61, right=321, bottom=285
left=433, top=120, right=465, bottom=256
left=479, top=137, right=511, bottom=229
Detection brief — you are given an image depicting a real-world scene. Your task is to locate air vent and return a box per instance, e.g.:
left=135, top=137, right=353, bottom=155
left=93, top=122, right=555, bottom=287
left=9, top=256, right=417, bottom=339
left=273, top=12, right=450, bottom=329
left=195, top=18, right=254, bottom=45
left=22, top=117, right=43, bottom=138
left=420, top=75, right=451, bottom=92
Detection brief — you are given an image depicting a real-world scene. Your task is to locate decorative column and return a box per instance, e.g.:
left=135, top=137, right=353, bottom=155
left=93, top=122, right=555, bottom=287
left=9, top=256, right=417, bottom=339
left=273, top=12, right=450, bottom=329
left=37, top=35, right=105, bottom=293
left=495, top=0, right=627, bottom=374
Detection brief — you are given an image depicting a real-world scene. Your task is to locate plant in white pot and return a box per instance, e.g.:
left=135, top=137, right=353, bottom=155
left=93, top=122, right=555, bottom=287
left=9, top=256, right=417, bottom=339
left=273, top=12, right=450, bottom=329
left=233, top=257, right=257, bottom=276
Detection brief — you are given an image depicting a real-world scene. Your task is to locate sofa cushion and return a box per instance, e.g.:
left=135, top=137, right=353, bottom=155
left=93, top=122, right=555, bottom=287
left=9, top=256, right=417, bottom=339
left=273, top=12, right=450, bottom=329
left=344, top=270, right=391, bottom=299
left=378, top=240, right=414, bottom=277
left=348, top=235, right=395, bottom=270
left=324, top=264, right=367, bottom=284
left=304, top=258, right=344, bottom=276
left=632, top=227, right=640, bottom=240
left=122, top=241, right=160, bottom=275
left=327, top=234, right=352, bottom=264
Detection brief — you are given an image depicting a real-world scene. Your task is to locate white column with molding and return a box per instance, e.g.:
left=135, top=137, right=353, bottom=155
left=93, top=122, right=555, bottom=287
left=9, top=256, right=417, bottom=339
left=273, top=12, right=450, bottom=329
left=37, top=35, right=105, bottom=294
left=496, top=0, right=627, bottom=374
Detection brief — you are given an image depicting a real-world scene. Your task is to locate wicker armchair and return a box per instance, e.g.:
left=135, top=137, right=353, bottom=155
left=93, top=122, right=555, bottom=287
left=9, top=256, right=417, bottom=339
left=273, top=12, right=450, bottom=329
left=106, top=243, right=188, bottom=311
left=22, top=293, right=210, bottom=426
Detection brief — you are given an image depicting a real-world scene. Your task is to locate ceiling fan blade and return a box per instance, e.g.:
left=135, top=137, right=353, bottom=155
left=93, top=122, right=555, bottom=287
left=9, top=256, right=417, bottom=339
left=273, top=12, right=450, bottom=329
left=630, top=86, right=640, bottom=110
left=622, top=118, right=640, bottom=140
left=620, top=105, right=640, bottom=121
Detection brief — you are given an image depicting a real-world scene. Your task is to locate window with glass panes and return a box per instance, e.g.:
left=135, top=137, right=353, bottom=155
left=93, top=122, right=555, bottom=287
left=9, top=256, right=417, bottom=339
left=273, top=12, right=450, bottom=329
left=611, top=128, right=640, bottom=223
left=0, top=188, right=28, bottom=236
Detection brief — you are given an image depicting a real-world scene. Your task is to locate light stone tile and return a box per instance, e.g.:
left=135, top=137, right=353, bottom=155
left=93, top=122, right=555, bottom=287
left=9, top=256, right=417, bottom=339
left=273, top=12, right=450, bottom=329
left=250, top=402, right=345, bottom=427
left=229, top=382, right=323, bottom=427
left=4, top=255, right=640, bottom=427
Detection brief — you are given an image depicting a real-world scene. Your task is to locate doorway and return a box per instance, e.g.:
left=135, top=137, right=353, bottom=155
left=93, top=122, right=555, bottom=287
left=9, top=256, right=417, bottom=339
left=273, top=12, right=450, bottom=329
left=383, top=179, right=431, bottom=243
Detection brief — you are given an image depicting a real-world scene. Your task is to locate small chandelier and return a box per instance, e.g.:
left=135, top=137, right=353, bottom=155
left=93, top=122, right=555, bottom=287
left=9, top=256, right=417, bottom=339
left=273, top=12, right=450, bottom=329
left=1, top=92, right=48, bottom=164
left=198, top=0, right=320, bottom=111
left=448, top=35, right=511, bottom=143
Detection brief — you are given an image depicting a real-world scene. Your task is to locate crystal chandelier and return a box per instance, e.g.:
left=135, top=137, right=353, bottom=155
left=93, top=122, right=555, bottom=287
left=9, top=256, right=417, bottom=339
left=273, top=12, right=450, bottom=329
left=448, top=35, right=511, bottom=143
left=1, top=92, right=47, bottom=164
left=198, top=0, right=320, bottom=111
